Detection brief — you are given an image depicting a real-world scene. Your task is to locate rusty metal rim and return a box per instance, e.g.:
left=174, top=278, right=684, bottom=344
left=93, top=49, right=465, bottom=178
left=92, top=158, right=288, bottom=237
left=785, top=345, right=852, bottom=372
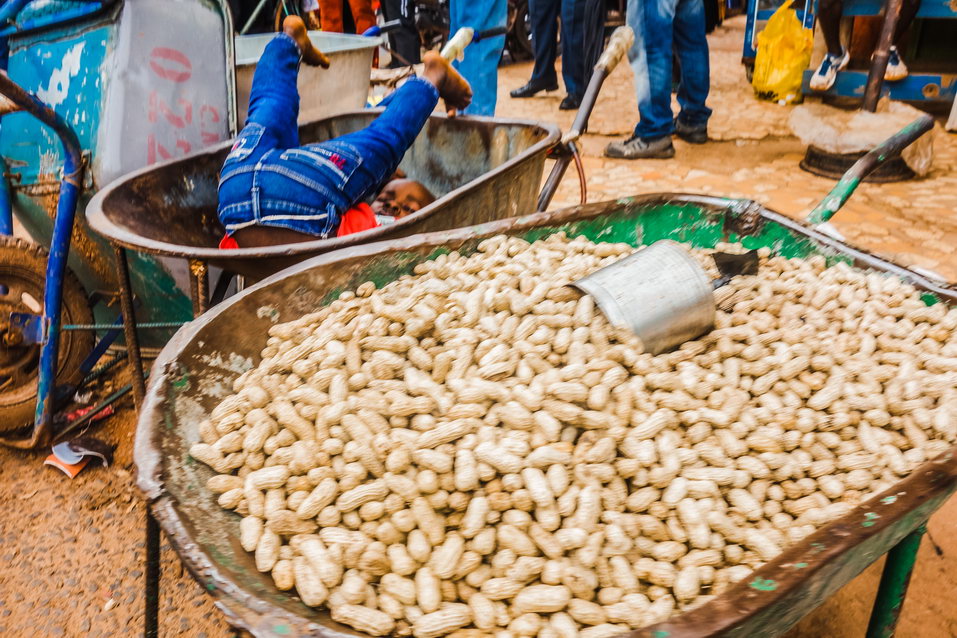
left=86, top=111, right=561, bottom=261
left=135, top=193, right=957, bottom=637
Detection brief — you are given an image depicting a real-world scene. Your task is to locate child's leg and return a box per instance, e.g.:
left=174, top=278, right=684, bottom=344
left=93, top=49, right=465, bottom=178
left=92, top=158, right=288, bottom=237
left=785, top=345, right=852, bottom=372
left=320, top=77, right=440, bottom=204
left=246, top=33, right=302, bottom=150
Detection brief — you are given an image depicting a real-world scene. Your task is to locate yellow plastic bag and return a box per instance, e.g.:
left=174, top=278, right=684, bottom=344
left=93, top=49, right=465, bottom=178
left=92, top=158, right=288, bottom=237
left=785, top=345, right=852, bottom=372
left=752, top=1, right=813, bottom=104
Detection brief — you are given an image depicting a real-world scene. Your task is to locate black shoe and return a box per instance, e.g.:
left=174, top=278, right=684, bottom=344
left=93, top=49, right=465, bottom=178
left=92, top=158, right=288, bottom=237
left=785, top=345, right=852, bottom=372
left=674, top=118, right=708, bottom=144
left=559, top=94, right=582, bottom=110
left=510, top=79, right=559, bottom=98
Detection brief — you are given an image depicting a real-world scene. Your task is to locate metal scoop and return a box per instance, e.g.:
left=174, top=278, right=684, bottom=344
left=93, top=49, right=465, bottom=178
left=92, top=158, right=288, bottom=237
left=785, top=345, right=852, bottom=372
left=570, top=240, right=758, bottom=354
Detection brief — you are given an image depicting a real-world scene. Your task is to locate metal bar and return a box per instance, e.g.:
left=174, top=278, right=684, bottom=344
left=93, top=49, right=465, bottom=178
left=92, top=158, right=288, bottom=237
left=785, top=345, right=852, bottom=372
left=0, top=159, right=12, bottom=236
left=145, top=510, right=161, bottom=638
left=239, top=0, right=272, bottom=34
left=113, top=245, right=147, bottom=409
left=865, top=523, right=926, bottom=638
left=188, top=259, right=210, bottom=316
left=64, top=322, right=185, bottom=331
left=805, top=114, right=934, bottom=224
left=537, top=152, right=573, bottom=212
left=82, top=350, right=127, bottom=386
left=862, top=0, right=904, bottom=112
left=0, top=73, right=86, bottom=443
left=76, top=318, right=123, bottom=377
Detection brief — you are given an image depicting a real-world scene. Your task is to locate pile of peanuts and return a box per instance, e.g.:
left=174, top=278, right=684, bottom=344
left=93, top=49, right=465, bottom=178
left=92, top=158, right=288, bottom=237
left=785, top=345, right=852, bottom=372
left=191, top=233, right=957, bottom=638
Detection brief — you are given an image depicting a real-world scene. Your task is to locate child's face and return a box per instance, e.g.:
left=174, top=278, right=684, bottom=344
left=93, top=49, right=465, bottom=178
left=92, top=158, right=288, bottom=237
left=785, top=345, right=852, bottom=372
left=372, top=179, right=435, bottom=218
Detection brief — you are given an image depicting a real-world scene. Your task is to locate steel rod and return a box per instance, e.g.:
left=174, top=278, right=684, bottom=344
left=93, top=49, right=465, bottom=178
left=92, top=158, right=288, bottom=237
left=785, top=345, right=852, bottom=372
left=865, top=523, right=926, bottom=638
left=112, top=245, right=147, bottom=409
left=862, top=0, right=904, bottom=112
left=145, top=510, right=161, bottom=638
left=188, top=259, right=210, bottom=316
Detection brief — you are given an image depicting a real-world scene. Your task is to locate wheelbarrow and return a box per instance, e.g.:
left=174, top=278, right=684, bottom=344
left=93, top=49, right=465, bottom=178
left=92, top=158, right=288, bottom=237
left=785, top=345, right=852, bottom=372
left=0, top=0, right=239, bottom=444
left=135, top=117, right=955, bottom=637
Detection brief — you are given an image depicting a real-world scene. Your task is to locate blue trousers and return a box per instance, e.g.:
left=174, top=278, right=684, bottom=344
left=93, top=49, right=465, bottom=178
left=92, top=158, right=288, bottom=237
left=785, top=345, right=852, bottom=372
left=529, top=0, right=588, bottom=99
left=218, top=34, right=439, bottom=237
left=450, top=0, right=507, bottom=116
left=629, top=0, right=712, bottom=140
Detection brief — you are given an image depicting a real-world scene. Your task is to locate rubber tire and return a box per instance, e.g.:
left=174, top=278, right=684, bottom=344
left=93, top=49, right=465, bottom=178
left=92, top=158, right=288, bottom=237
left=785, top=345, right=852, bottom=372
left=0, top=236, right=94, bottom=431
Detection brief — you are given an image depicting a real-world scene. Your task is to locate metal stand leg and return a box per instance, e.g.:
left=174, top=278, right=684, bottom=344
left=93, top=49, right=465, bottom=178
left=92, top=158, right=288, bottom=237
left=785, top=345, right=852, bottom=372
left=865, top=523, right=926, bottom=638
left=112, top=245, right=146, bottom=407
left=113, top=245, right=158, bottom=636
left=145, top=510, right=161, bottom=638
left=188, top=258, right=209, bottom=316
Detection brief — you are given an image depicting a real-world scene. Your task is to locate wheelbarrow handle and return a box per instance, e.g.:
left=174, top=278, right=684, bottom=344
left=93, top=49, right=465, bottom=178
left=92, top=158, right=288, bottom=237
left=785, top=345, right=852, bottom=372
left=536, top=26, right=636, bottom=212
left=440, top=27, right=475, bottom=62
left=562, top=26, right=635, bottom=145
left=806, top=114, right=934, bottom=225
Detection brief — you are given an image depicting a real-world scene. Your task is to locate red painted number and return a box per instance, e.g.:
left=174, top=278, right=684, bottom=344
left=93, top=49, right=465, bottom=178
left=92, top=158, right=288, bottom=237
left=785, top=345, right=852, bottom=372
left=149, top=47, right=193, bottom=83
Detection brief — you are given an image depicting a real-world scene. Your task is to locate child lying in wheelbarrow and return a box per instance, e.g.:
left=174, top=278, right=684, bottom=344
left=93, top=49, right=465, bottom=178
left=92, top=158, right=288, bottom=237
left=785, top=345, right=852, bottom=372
left=218, top=16, right=472, bottom=248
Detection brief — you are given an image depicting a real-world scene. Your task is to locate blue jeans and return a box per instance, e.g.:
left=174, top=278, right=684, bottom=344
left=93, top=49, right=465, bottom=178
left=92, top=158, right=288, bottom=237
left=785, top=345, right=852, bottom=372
left=218, top=34, right=439, bottom=237
left=630, top=0, right=712, bottom=140
left=450, top=0, right=507, bottom=116
left=529, top=0, right=587, bottom=99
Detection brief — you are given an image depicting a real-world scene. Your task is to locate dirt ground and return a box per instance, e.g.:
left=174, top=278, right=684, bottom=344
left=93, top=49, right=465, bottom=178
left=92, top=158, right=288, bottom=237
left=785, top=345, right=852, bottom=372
left=1, top=14, right=956, bottom=638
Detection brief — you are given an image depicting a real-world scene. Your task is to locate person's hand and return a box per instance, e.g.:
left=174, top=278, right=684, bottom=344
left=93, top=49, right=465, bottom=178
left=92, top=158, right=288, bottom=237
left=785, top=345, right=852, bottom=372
left=421, top=51, right=472, bottom=115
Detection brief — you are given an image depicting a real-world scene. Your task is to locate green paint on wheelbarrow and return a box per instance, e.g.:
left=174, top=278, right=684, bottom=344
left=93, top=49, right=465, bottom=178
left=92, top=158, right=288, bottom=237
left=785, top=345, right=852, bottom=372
left=750, top=578, right=778, bottom=591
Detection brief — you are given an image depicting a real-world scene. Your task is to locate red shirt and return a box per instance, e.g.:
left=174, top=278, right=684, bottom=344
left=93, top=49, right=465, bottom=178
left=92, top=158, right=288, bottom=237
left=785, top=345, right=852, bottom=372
left=218, top=203, right=380, bottom=249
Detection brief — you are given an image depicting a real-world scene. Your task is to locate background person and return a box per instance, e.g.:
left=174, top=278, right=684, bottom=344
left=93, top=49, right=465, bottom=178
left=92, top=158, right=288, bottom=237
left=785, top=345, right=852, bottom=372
left=450, top=0, right=508, bottom=116
left=809, top=0, right=920, bottom=91
left=381, top=0, right=422, bottom=66
left=510, top=0, right=589, bottom=110
left=605, top=0, right=711, bottom=159
left=318, top=0, right=376, bottom=34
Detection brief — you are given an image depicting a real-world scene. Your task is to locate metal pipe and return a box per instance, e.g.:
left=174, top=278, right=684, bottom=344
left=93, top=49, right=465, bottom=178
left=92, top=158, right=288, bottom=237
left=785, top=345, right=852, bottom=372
left=862, top=0, right=904, bottom=112
left=0, top=158, right=11, bottom=236
left=806, top=114, right=933, bottom=224
left=145, top=511, right=161, bottom=638
left=239, top=0, right=272, bottom=35
left=0, top=73, right=86, bottom=441
left=189, top=258, right=210, bottom=316
left=113, top=245, right=147, bottom=409
left=865, top=523, right=926, bottom=638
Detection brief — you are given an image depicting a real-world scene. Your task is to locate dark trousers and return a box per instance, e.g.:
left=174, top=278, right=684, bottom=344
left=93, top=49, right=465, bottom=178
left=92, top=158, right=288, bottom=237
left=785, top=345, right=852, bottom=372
left=381, top=0, right=421, bottom=66
left=528, top=0, right=588, bottom=98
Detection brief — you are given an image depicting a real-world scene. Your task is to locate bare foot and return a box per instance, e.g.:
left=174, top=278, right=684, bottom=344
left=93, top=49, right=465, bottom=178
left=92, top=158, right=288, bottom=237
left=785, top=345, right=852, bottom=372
left=421, top=50, right=472, bottom=113
left=283, top=15, right=330, bottom=68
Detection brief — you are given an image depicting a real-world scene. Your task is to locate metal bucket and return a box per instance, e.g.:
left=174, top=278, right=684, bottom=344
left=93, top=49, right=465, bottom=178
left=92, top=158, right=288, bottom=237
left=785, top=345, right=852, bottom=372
left=570, top=239, right=715, bottom=354
left=235, top=31, right=378, bottom=124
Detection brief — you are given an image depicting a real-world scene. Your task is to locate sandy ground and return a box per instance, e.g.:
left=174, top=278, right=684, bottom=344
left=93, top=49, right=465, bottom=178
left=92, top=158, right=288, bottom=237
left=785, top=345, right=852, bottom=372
left=1, top=14, right=956, bottom=638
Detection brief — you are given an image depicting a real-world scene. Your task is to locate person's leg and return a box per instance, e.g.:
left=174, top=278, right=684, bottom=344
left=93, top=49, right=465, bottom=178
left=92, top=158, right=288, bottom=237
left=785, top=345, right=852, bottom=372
left=382, top=0, right=421, bottom=66
left=809, top=0, right=849, bottom=91
left=672, top=0, right=711, bottom=131
left=817, top=0, right=845, bottom=56
left=450, top=0, right=507, bottom=116
left=886, top=0, right=920, bottom=80
left=245, top=33, right=303, bottom=154
left=528, top=0, right=560, bottom=85
left=633, top=0, right=677, bottom=139
left=894, top=0, right=921, bottom=45
left=626, top=0, right=650, bottom=118
left=319, top=0, right=345, bottom=32
left=559, top=0, right=588, bottom=99
left=347, top=0, right=376, bottom=34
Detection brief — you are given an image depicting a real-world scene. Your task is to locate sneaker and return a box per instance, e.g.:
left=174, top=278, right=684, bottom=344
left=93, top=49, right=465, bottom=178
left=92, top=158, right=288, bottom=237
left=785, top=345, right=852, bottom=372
left=884, top=46, right=909, bottom=82
left=604, top=135, right=675, bottom=160
left=674, top=118, right=708, bottom=144
left=809, top=49, right=849, bottom=92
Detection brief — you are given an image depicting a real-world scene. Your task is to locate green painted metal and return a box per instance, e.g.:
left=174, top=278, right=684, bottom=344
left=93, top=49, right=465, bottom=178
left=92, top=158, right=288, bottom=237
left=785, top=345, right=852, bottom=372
left=865, top=524, right=927, bottom=638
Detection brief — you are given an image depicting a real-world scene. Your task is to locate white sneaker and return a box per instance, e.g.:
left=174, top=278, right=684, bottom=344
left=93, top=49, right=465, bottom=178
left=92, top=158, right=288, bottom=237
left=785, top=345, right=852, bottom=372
left=809, top=49, right=850, bottom=92
left=884, top=46, right=909, bottom=82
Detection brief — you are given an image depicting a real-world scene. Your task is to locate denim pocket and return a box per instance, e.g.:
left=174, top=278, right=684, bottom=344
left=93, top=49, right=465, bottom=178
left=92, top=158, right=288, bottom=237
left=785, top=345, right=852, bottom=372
left=224, top=123, right=265, bottom=165
left=280, top=140, right=362, bottom=190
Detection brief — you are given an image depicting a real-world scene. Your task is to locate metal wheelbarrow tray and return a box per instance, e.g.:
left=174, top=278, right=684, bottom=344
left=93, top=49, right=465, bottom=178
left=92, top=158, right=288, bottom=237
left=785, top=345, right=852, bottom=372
left=86, top=111, right=560, bottom=282
left=136, top=194, right=957, bottom=637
